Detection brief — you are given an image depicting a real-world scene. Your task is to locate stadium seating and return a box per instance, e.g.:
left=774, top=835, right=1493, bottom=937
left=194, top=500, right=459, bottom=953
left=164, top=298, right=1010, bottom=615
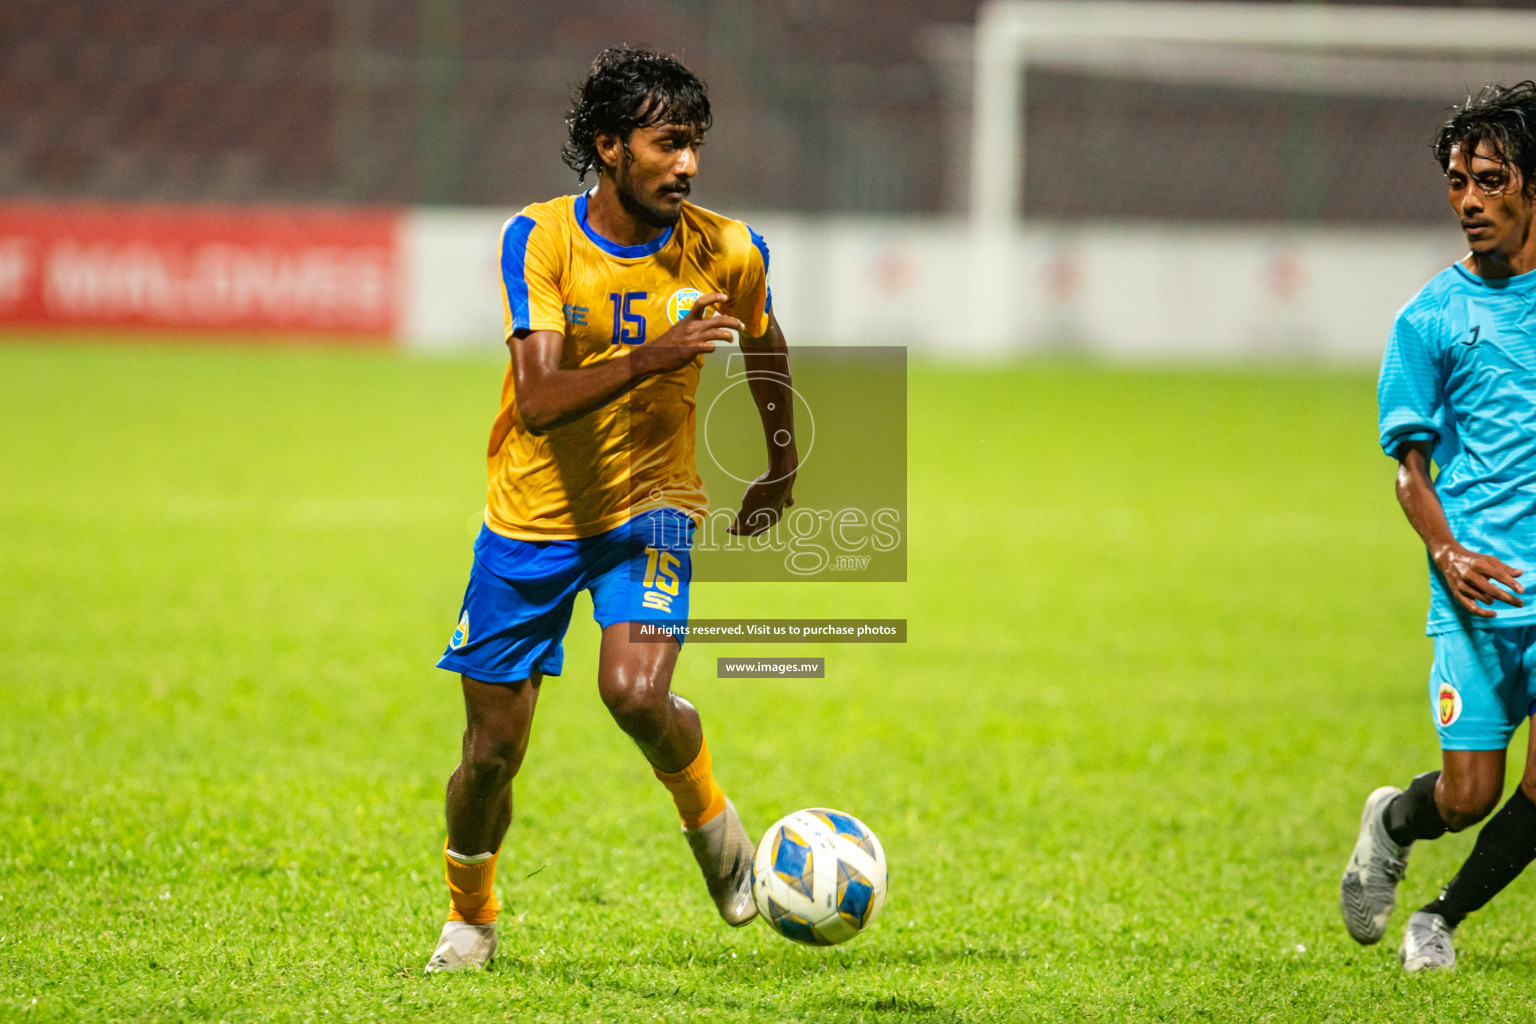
left=0, top=0, right=1472, bottom=220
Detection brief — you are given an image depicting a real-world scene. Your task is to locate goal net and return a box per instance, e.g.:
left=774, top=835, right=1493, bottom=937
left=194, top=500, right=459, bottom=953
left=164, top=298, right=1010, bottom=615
left=960, top=1, right=1536, bottom=226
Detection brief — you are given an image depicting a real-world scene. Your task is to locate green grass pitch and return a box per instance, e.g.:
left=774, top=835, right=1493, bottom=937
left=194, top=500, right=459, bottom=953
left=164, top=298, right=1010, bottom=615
left=3, top=340, right=1534, bottom=1022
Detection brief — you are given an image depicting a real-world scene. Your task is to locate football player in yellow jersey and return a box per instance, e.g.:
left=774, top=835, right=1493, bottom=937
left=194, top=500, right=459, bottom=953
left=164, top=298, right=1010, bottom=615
left=425, top=47, right=797, bottom=972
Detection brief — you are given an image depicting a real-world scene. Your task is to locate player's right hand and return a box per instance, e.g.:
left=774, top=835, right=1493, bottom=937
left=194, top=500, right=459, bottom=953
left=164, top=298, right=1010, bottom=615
left=636, top=292, right=742, bottom=375
left=1432, top=543, right=1525, bottom=617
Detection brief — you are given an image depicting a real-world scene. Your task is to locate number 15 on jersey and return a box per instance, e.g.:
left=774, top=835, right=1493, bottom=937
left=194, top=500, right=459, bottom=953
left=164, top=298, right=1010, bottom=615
left=610, top=291, right=647, bottom=345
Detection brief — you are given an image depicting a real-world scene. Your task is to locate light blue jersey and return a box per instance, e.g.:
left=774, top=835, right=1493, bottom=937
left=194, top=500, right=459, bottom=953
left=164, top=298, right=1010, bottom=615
left=1378, top=262, right=1536, bottom=634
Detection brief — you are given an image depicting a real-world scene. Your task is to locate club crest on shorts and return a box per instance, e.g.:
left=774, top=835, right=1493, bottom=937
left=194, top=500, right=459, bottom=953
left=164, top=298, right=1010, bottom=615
left=667, top=288, right=702, bottom=324
left=1437, top=682, right=1462, bottom=727
left=451, top=611, right=470, bottom=650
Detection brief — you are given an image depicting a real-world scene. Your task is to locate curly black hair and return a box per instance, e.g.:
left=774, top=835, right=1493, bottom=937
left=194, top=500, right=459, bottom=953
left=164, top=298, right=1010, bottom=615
left=562, top=47, right=712, bottom=182
left=1434, top=81, right=1536, bottom=197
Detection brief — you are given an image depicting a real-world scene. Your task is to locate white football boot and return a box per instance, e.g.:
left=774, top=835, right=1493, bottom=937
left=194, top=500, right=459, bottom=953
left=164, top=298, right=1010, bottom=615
left=1400, top=911, right=1456, bottom=972
left=1341, top=786, right=1409, bottom=945
left=424, top=919, right=497, bottom=973
left=684, top=798, right=758, bottom=926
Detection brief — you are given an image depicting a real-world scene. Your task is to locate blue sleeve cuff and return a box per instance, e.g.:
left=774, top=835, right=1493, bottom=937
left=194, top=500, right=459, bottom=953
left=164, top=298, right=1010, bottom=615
left=1383, top=429, right=1437, bottom=459
left=746, top=224, right=772, bottom=314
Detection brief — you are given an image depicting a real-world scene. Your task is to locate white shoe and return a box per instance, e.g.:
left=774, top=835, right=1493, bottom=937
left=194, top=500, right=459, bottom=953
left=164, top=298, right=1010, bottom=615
left=424, top=919, right=497, bottom=973
left=1400, top=911, right=1455, bottom=972
left=684, top=798, right=758, bottom=926
left=1341, top=786, right=1409, bottom=945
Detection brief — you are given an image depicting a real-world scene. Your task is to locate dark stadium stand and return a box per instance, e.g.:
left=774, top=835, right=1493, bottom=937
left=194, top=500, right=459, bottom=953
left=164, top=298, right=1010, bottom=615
left=0, top=0, right=980, bottom=213
left=0, top=0, right=1526, bottom=220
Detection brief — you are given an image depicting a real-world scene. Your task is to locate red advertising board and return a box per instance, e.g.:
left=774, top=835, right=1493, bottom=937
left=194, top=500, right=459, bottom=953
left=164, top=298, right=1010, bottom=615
left=0, top=202, right=403, bottom=341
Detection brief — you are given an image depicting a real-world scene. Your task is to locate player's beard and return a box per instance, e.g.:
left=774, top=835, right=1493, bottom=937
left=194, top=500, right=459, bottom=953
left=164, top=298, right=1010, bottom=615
left=616, top=158, right=686, bottom=229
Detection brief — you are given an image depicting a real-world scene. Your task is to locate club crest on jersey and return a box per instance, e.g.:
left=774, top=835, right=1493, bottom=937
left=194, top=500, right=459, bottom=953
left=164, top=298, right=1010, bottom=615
left=1437, top=682, right=1462, bottom=727
left=667, top=288, right=702, bottom=324
left=451, top=611, right=470, bottom=650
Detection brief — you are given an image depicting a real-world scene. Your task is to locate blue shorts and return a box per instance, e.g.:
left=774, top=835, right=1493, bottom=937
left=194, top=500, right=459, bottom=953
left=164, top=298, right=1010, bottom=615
left=436, top=509, right=694, bottom=683
left=1429, top=624, right=1536, bottom=751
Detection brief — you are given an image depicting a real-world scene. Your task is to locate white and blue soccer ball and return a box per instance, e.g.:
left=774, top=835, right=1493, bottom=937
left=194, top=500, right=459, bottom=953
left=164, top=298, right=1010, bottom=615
left=752, top=807, right=887, bottom=946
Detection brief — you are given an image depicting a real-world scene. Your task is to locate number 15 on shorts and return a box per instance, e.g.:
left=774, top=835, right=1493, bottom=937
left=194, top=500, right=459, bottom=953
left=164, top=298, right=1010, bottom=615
left=642, top=546, right=680, bottom=612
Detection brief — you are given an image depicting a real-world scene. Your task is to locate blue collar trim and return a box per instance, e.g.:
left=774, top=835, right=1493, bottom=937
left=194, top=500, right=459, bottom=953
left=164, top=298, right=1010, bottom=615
left=1452, top=260, right=1536, bottom=291
left=574, top=190, right=674, bottom=258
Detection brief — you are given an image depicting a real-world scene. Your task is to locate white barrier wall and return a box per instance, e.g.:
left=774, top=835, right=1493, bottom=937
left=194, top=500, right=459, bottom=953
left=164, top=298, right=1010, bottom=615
left=401, top=207, right=509, bottom=353
left=402, top=208, right=1465, bottom=363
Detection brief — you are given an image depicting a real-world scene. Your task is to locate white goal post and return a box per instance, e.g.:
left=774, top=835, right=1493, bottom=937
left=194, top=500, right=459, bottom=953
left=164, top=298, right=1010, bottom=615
left=971, top=0, right=1536, bottom=228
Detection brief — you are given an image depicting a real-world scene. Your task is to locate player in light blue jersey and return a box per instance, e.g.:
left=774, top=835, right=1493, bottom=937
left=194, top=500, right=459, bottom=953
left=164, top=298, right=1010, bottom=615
left=1341, top=81, right=1536, bottom=972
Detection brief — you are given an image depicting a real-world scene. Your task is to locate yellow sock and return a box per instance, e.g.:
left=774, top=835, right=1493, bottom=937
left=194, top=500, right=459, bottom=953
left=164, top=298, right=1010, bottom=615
left=654, top=735, right=727, bottom=829
left=444, top=841, right=501, bottom=924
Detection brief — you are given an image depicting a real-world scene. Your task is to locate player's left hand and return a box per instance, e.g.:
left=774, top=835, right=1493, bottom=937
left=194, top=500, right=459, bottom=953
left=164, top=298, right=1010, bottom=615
left=729, top=469, right=796, bottom=536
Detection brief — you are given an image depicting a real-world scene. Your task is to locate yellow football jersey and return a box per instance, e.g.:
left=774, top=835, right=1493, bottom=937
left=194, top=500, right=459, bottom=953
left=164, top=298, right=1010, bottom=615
left=486, top=190, right=771, bottom=540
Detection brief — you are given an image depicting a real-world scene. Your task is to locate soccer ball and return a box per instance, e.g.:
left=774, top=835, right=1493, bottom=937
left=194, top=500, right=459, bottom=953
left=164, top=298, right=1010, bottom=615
left=752, top=807, right=887, bottom=945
